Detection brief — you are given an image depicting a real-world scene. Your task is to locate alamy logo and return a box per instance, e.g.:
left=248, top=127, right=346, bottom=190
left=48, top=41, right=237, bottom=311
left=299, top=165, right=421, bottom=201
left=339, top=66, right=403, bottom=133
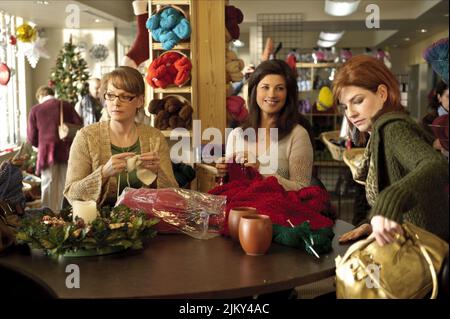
left=65, top=264, right=80, bottom=288
left=365, top=263, right=380, bottom=289
left=365, top=4, right=380, bottom=29
left=65, top=4, right=80, bottom=29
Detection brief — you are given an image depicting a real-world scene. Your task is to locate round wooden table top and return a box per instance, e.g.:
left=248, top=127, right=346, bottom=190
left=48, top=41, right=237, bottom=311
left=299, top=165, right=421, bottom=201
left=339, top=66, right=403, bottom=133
left=0, top=220, right=354, bottom=299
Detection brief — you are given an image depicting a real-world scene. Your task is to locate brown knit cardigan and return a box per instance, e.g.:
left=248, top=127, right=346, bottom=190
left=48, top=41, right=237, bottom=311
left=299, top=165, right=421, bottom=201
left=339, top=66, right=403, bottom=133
left=64, top=120, right=178, bottom=206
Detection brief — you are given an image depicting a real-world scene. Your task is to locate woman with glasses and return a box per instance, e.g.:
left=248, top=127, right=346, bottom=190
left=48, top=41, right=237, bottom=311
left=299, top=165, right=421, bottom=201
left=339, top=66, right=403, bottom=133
left=64, top=66, right=178, bottom=207
left=334, top=55, right=448, bottom=245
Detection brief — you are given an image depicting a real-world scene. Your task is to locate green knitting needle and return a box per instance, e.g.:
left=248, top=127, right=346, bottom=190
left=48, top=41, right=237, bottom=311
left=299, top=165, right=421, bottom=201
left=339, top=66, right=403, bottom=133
left=287, top=219, right=320, bottom=259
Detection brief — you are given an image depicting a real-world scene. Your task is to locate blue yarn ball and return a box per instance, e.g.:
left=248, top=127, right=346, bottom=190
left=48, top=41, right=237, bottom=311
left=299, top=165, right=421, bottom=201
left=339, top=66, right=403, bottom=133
left=160, top=12, right=181, bottom=31
left=146, top=15, right=160, bottom=31
left=152, top=28, right=163, bottom=42
left=160, top=31, right=180, bottom=50
left=173, top=18, right=191, bottom=40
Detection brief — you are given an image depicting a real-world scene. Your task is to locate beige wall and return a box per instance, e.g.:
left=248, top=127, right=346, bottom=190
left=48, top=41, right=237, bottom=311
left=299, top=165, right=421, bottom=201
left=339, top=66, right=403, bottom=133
left=390, top=28, right=449, bottom=75
left=27, top=26, right=134, bottom=113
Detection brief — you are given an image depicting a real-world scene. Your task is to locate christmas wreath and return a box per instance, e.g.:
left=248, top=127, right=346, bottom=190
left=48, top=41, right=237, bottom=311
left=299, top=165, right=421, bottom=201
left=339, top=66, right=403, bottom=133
left=16, top=205, right=159, bottom=256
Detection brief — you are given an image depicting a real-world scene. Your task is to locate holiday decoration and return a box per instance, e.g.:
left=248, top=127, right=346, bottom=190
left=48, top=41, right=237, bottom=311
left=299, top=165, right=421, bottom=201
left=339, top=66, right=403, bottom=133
left=0, top=63, right=11, bottom=86
left=9, top=35, right=17, bottom=45
left=89, top=44, right=109, bottom=62
left=122, top=0, right=149, bottom=69
left=21, top=36, right=50, bottom=68
left=15, top=23, right=37, bottom=43
left=16, top=205, right=159, bottom=257
left=49, top=36, right=90, bottom=104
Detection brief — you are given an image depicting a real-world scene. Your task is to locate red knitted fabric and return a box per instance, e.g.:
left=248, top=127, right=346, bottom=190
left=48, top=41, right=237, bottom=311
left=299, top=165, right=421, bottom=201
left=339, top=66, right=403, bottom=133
left=209, top=163, right=334, bottom=236
left=125, top=13, right=149, bottom=67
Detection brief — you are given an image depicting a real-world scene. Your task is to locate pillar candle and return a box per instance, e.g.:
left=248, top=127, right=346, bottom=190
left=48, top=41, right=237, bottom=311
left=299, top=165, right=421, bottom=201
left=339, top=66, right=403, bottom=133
left=72, top=200, right=98, bottom=224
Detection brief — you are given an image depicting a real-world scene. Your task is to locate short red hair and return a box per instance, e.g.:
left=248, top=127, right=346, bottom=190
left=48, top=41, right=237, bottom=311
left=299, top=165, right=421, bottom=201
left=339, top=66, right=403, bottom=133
left=332, top=55, right=405, bottom=144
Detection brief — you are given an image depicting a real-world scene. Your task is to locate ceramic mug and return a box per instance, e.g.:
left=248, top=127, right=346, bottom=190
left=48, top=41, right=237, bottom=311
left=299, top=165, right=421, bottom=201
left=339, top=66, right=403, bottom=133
left=238, top=214, right=272, bottom=256
left=228, top=207, right=257, bottom=241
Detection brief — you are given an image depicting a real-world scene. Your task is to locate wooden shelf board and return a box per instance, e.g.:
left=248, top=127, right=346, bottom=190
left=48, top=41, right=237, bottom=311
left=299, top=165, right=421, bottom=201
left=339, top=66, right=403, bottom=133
left=154, top=86, right=192, bottom=94
left=151, top=0, right=191, bottom=5
left=313, top=160, right=346, bottom=167
left=296, top=62, right=340, bottom=68
left=152, top=42, right=191, bottom=50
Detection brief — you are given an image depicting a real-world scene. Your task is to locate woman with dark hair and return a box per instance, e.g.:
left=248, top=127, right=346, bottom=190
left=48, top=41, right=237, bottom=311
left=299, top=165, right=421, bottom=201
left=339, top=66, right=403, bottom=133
left=64, top=66, right=177, bottom=207
left=335, top=55, right=448, bottom=245
left=217, top=59, right=313, bottom=191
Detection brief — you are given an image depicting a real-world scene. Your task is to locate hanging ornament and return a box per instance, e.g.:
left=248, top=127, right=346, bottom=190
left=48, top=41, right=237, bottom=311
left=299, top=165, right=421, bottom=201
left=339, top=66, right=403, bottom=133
left=20, top=37, right=50, bottom=68
left=16, top=24, right=37, bottom=43
left=89, top=44, right=109, bottom=62
left=9, top=35, right=17, bottom=46
left=0, top=63, right=11, bottom=86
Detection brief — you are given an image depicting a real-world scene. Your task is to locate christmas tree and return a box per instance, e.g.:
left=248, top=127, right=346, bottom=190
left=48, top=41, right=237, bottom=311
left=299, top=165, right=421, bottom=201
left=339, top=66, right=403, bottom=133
left=49, top=35, right=90, bottom=104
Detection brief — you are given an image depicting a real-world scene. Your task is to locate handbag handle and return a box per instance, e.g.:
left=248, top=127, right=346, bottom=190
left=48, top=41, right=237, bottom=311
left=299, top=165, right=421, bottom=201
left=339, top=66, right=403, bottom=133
left=337, top=225, right=439, bottom=299
left=59, top=100, right=64, bottom=126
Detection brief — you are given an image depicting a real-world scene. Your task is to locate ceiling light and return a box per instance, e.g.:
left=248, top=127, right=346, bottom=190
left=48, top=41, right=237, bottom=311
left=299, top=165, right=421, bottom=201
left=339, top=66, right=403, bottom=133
left=404, top=37, right=410, bottom=41
left=94, top=18, right=101, bottom=23
left=325, top=0, right=360, bottom=17
left=319, top=31, right=344, bottom=41
left=419, top=29, right=427, bottom=33
left=232, top=39, right=245, bottom=48
left=317, top=39, right=337, bottom=48
left=36, top=0, right=49, bottom=4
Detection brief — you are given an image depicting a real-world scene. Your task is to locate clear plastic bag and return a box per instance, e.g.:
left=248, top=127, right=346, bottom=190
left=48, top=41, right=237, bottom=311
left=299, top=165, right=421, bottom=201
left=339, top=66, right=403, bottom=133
left=116, top=187, right=226, bottom=239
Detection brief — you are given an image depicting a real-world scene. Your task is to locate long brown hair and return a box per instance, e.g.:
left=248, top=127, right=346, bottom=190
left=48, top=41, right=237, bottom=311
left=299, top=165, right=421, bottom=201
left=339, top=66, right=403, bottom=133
left=242, top=59, right=299, bottom=141
left=332, top=55, right=405, bottom=145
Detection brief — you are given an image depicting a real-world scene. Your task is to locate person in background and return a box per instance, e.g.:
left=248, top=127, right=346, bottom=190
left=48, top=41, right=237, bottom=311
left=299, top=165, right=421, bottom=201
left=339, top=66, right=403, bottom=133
left=64, top=66, right=178, bottom=207
left=27, top=86, right=82, bottom=212
left=334, top=55, right=448, bottom=245
left=422, top=80, right=449, bottom=152
left=216, top=59, right=314, bottom=191
left=75, top=77, right=103, bottom=126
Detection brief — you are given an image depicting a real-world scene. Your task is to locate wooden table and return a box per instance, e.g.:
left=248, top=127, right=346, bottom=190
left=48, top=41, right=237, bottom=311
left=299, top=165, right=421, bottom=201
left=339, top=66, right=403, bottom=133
left=0, top=220, right=353, bottom=299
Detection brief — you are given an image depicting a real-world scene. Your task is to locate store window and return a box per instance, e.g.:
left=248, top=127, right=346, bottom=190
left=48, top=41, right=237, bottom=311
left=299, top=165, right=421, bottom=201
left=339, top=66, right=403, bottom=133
left=0, top=12, right=27, bottom=153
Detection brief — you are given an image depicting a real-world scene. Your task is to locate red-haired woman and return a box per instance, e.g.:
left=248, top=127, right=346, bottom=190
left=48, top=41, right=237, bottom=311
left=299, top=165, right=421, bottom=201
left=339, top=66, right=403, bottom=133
left=334, top=55, right=448, bottom=245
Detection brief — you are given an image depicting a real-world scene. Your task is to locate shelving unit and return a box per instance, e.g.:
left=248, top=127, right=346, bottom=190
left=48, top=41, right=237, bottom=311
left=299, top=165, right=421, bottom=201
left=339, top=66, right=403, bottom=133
left=296, top=62, right=343, bottom=163
left=146, top=0, right=197, bottom=135
left=145, top=0, right=227, bottom=191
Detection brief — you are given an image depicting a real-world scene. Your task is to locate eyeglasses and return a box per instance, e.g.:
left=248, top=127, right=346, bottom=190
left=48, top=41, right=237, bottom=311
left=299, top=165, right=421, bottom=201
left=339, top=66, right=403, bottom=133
left=104, top=92, right=136, bottom=103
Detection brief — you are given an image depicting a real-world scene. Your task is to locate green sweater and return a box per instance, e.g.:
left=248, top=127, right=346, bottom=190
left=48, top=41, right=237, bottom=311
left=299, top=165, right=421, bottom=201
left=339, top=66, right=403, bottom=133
left=368, top=112, right=449, bottom=241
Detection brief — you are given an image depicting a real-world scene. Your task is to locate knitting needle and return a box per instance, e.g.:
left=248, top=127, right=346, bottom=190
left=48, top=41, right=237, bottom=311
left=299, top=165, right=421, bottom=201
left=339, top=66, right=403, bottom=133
left=287, top=219, right=320, bottom=259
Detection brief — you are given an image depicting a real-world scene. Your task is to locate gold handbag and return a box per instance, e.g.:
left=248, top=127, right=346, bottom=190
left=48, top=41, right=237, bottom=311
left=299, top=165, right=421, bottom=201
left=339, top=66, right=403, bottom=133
left=335, top=222, right=449, bottom=299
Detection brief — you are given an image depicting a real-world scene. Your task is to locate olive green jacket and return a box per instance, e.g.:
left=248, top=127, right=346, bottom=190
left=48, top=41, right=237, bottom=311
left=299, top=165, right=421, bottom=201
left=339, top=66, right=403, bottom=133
left=368, top=112, right=449, bottom=241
